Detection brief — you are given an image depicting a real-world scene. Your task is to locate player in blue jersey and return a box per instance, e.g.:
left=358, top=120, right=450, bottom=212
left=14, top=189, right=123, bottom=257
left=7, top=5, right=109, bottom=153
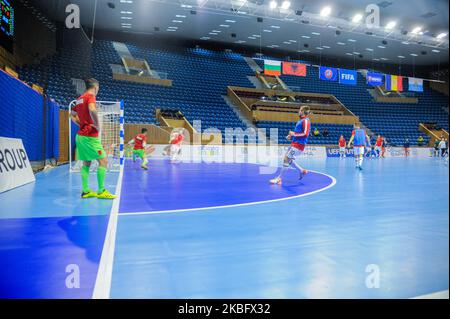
left=270, top=105, right=311, bottom=185
left=347, top=123, right=371, bottom=170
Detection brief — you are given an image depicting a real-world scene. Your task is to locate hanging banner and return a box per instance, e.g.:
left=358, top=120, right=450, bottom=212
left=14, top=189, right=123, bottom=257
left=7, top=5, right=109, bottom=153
left=408, top=77, right=424, bottom=92
left=339, top=69, right=357, bottom=85
left=282, top=62, right=307, bottom=77
left=319, top=66, right=338, bottom=81
left=385, top=74, right=404, bottom=91
left=264, top=60, right=282, bottom=76
left=367, top=72, right=384, bottom=86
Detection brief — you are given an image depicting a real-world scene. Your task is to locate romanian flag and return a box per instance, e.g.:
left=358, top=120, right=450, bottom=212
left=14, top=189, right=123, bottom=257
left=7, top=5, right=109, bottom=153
left=385, top=75, right=403, bottom=92
left=282, top=62, right=307, bottom=77
left=264, top=60, right=282, bottom=76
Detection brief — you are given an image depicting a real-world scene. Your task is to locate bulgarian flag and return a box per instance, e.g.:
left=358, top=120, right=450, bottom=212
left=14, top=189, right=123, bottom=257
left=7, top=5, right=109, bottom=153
left=385, top=75, right=404, bottom=91
left=264, top=60, right=282, bottom=76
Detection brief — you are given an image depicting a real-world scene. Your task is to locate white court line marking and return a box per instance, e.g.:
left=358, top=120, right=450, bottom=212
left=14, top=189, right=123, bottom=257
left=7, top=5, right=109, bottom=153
left=119, top=170, right=337, bottom=216
left=92, top=167, right=124, bottom=299
left=411, top=290, right=449, bottom=299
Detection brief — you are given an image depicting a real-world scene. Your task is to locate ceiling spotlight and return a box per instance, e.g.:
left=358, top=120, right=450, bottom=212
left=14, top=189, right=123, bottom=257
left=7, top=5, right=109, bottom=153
left=320, top=6, right=331, bottom=17
left=352, top=13, right=363, bottom=23
left=281, top=1, right=290, bottom=9
left=270, top=1, right=278, bottom=9
left=385, top=21, right=396, bottom=29
left=436, top=32, right=447, bottom=39
left=411, top=26, right=422, bottom=34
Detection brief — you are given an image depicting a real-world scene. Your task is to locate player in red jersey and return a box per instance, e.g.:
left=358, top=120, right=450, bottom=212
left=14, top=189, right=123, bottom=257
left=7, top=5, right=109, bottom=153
left=270, top=106, right=311, bottom=185
left=128, top=128, right=155, bottom=170
left=163, top=128, right=185, bottom=163
left=375, top=135, right=383, bottom=158
left=70, top=78, right=116, bottom=199
left=338, top=135, right=346, bottom=158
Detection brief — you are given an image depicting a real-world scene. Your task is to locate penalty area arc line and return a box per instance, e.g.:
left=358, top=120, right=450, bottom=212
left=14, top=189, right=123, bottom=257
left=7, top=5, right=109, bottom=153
left=119, top=170, right=337, bottom=216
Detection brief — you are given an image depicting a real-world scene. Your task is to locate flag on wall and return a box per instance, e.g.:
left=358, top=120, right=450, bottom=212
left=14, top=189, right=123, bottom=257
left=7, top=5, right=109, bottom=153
left=339, top=69, right=357, bottom=85
left=385, top=75, right=403, bottom=91
left=264, top=60, right=282, bottom=76
left=319, top=66, right=338, bottom=81
left=282, top=62, right=307, bottom=76
left=366, top=72, right=384, bottom=86
left=408, top=77, right=424, bottom=92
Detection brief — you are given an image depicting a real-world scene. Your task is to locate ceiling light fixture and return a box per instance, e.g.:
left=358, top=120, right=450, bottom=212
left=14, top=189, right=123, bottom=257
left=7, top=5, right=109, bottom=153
left=411, top=26, right=422, bottom=34
left=320, top=6, right=331, bottom=17
left=281, top=1, right=290, bottom=9
left=385, top=21, right=397, bottom=29
left=352, top=13, right=363, bottom=23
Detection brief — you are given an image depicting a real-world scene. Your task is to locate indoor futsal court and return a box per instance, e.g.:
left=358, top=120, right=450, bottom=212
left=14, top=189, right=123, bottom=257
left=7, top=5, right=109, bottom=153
left=0, top=0, right=449, bottom=301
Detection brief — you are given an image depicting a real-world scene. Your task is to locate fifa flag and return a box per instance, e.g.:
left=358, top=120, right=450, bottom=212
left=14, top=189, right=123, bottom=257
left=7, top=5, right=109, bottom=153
left=264, top=60, right=282, bottom=76
left=408, top=77, right=424, bottom=92
left=385, top=75, right=403, bottom=92
left=282, top=62, right=307, bottom=77
left=319, top=66, right=338, bottom=81
left=339, top=69, right=357, bottom=85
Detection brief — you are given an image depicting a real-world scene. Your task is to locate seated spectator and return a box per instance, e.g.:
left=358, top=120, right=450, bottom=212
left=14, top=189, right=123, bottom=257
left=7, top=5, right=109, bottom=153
left=313, top=128, right=320, bottom=137
left=322, top=128, right=329, bottom=137
left=417, top=136, right=424, bottom=146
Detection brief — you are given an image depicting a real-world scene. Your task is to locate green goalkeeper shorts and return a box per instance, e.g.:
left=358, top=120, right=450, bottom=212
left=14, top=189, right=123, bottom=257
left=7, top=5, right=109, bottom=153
left=133, top=149, right=145, bottom=159
left=76, top=135, right=106, bottom=161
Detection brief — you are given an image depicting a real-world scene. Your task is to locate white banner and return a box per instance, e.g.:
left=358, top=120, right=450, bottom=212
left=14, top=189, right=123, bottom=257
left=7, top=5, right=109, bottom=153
left=135, top=144, right=327, bottom=163
left=0, top=137, right=35, bottom=193
left=384, top=147, right=433, bottom=158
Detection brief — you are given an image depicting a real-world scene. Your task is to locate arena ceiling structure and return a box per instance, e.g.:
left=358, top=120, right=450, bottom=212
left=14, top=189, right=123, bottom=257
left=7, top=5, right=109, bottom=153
left=33, top=0, right=449, bottom=65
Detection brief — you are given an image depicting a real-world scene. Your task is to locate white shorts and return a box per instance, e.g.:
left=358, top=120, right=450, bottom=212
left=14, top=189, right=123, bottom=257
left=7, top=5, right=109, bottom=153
left=375, top=146, right=382, bottom=152
left=353, top=146, right=365, bottom=156
left=339, top=147, right=346, bottom=153
left=170, top=144, right=181, bottom=154
left=286, top=146, right=303, bottom=161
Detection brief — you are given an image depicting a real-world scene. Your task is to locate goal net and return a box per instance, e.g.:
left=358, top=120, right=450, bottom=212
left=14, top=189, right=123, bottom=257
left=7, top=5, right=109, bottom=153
left=69, top=100, right=124, bottom=172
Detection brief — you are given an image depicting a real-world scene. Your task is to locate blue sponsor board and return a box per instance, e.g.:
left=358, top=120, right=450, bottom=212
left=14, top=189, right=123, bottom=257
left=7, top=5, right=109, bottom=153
left=326, top=147, right=354, bottom=157
left=339, top=69, right=357, bottom=85
left=319, top=66, right=338, bottom=81
left=366, top=72, right=384, bottom=86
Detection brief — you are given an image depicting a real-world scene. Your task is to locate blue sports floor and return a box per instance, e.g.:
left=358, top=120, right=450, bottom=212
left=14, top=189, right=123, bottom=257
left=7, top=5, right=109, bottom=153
left=0, top=157, right=448, bottom=298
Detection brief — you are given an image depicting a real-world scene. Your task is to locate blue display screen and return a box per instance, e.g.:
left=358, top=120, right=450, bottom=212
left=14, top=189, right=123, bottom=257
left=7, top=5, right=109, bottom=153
left=0, top=0, right=14, bottom=52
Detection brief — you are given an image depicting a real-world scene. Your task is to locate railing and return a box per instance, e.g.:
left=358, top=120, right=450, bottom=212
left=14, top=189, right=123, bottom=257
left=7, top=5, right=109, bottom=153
left=110, top=64, right=169, bottom=80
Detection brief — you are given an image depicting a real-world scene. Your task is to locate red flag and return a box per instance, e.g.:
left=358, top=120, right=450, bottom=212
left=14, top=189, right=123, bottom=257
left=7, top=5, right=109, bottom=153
left=282, top=62, right=307, bottom=77
left=398, top=76, right=403, bottom=92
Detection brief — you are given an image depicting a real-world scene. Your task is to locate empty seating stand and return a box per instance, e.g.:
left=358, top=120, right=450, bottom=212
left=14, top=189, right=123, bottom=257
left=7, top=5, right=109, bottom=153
left=253, top=57, right=448, bottom=146
left=15, top=42, right=448, bottom=146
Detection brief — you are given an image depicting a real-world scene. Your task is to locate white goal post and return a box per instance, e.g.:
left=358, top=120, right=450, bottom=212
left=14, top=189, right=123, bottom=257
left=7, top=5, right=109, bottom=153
left=68, top=100, right=124, bottom=172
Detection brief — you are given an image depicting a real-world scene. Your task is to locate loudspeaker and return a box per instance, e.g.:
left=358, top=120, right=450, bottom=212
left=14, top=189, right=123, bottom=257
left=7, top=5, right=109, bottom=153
left=257, top=17, right=263, bottom=22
